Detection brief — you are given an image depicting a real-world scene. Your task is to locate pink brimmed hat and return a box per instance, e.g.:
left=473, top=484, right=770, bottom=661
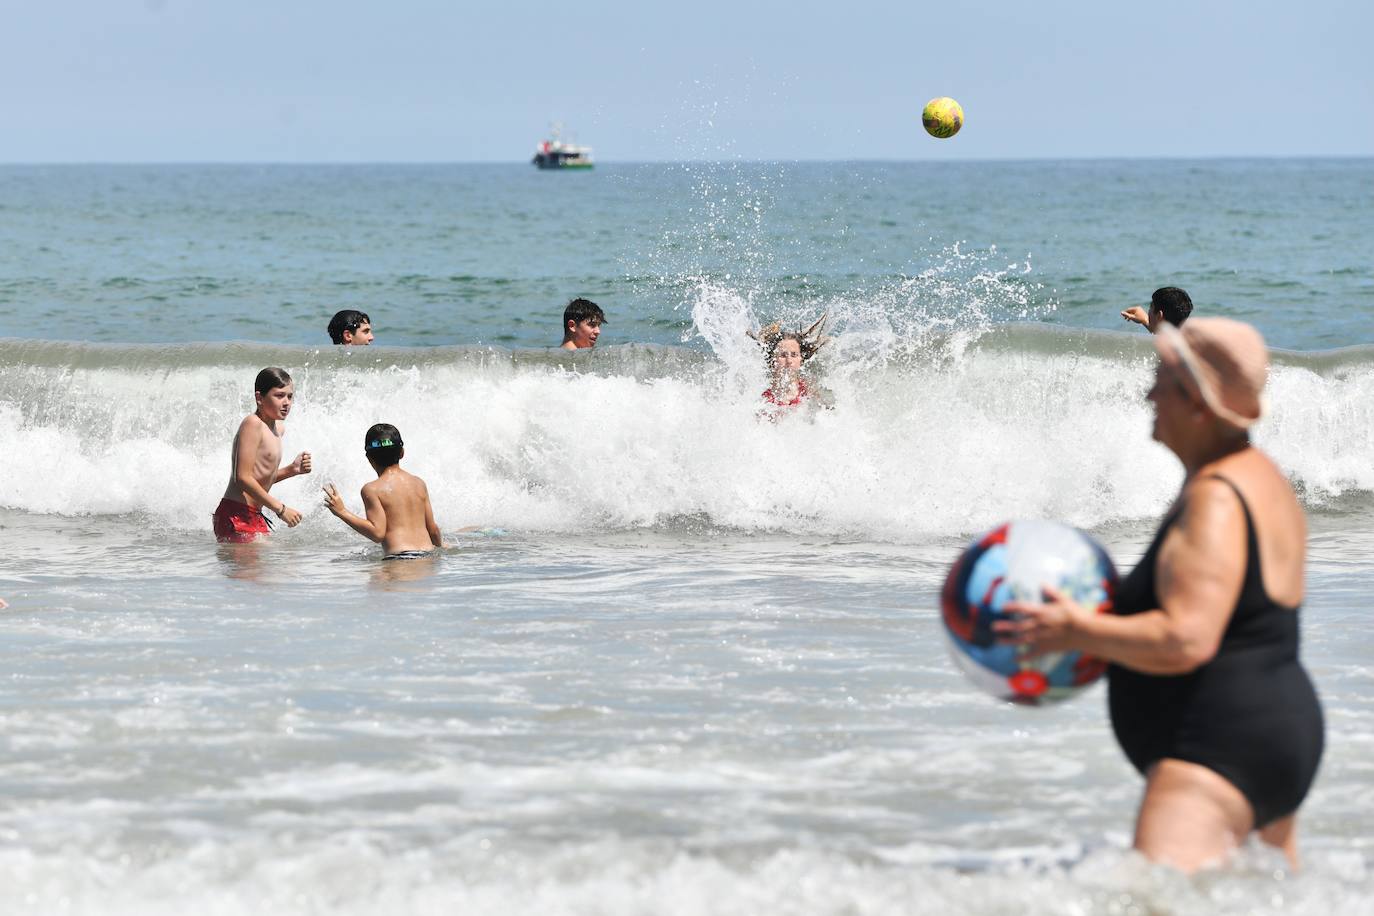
left=1154, top=317, right=1269, bottom=430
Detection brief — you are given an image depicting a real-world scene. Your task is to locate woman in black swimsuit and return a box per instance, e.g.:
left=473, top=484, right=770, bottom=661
left=999, top=317, right=1323, bottom=872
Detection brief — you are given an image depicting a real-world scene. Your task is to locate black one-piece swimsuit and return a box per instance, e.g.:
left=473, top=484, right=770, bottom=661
left=1108, top=476, right=1324, bottom=828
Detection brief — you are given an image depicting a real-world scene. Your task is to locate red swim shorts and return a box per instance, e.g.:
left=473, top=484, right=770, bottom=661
left=212, top=498, right=272, bottom=543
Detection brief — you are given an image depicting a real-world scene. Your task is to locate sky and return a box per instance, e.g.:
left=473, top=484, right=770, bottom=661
left=2, top=0, right=1371, bottom=162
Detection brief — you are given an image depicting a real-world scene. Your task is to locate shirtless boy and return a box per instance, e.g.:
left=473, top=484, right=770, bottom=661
left=322, top=423, right=445, bottom=558
left=559, top=298, right=605, bottom=349
left=213, top=367, right=313, bottom=542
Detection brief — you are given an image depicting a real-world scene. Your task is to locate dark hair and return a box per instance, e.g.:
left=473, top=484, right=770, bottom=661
left=254, top=367, right=292, bottom=395
left=1150, top=288, right=1193, bottom=327
left=749, top=314, right=829, bottom=369
left=765, top=331, right=825, bottom=368
left=327, top=309, right=371, bottom=344
left=364, top=422, right=404, bottom=468
left=562, top=298, right=606, bottom=331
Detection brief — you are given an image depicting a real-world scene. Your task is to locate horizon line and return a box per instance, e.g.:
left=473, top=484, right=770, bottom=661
left=1, top=153, right=1371, bottom=167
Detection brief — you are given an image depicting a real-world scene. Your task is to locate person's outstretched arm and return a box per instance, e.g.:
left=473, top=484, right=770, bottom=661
left=1121, top=306, right=1154, bottom=331
left=997, top=479, right=1247, bottom=674
left=323, top=484, right=387, bottom=543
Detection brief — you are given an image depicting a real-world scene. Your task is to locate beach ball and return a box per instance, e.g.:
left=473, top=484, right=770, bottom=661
left=940, top=520, right=1117, bottom=705
left=922, top=97, right=964, bottom=139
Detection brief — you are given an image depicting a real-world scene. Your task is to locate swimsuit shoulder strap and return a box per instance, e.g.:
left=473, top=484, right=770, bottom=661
left=1196, top=474, right=1255, bottom=536
left=1197, top=473, right=1269, bottom=604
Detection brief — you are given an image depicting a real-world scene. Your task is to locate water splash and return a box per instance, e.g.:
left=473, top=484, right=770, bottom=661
left=1, top=337, right=1369, bottom=539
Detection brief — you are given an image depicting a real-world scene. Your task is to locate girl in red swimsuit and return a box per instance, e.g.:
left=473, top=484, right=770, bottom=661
left=751, top=314, right=828, bottom=411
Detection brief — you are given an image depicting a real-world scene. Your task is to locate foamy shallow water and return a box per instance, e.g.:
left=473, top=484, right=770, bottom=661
left=2, top=515, right=1372, bottom=914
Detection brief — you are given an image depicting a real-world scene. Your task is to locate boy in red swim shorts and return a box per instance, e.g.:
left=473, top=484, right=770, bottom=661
left=213, top=367, right=312, bottom=543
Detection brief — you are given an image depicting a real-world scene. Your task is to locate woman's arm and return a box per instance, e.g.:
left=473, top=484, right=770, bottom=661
left=999, top=479, right=1247, bottom=675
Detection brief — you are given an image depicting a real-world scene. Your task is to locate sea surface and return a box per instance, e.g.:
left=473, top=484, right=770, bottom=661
left=1, top=160, right=1372, bottom=914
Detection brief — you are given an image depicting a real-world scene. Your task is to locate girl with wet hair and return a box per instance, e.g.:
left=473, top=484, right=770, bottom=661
left=748, top=314, right=829, bottom=409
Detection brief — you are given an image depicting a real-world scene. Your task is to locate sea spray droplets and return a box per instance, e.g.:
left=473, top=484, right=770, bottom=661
left=818, top=242, right=1054, bottom=376
left=683, top=279, right=769, bottom=396
left=683, top=240, right=1057, bottom=388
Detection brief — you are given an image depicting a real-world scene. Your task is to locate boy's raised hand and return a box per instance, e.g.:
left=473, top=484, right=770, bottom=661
left=322, top=483, right=346, bottom=517
left=1120, top=306, right=1149, bottom=326
left=291, top=452, right=313, bottom=476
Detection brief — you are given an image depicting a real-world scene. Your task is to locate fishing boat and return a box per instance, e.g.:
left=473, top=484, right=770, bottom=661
left=531, top=126, right=593, bottom=170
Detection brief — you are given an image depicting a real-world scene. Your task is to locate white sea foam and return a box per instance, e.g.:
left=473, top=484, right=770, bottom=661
left=3, top=262, right=1371, bottom=537
left=1, top=317, right=1370, bottom=542
left=0, top=838, right=1369, bottom=916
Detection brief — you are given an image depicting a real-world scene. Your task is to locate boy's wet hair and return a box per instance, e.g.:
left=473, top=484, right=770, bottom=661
left=254, top=367, right=292, bottom=395
left=365, top=422, right=404, bottom=468
left=1151, top=288, right=1194, bottom=327
left=328, top=309, right=371, bottom=344
left=563, top=298, right=606, bottom=328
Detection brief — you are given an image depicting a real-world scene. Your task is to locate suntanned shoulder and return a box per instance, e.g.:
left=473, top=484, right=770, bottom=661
left=241, top=412, right=281, bottom=436
left=1184, top=473, right=1244, bottom=507
left=1175, top=477, right=1248, bottom=550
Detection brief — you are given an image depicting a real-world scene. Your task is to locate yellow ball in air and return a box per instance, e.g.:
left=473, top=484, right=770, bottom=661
left=922, top=97, right=964, bottom=139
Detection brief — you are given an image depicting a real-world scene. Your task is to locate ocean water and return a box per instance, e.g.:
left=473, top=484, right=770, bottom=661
left=1, top=160, right=1373, bottom=914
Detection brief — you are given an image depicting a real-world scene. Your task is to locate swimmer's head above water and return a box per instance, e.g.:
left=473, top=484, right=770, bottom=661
left=328, top=309, right=373, bottom=345
left=561, top=298, right=605, bottom=349
left=254, top=366, right=292, bottom=395
left=748, top=313, right=829, bottom=375
left=253, top=367, right=294, bottom=420
left=364, top=422, right=404, bottom=469
left=1150, top=287, right=1193, bottom=329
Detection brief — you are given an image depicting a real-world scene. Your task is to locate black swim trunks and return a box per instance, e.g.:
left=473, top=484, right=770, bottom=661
left=383, top=550, right=433, bottom=561
left=1108, top=476, right=1324, bottom=827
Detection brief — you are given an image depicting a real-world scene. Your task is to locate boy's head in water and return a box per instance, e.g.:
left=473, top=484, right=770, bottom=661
left=1122, top=288, right=1193, bottom=334
left=1150, top=287, right=1194, bottom=329
left=328, top=310, right=373, bottom=345
left=561, top=298, right=605, bottom=349
left=364, top=423, right=404, bottom=472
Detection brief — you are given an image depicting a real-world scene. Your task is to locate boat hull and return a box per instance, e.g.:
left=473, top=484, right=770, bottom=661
left=532, top=154, right=594, bottom=170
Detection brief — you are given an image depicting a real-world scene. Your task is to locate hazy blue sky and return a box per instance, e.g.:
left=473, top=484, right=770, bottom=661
left=3, top=0, right=1371, bottom=162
